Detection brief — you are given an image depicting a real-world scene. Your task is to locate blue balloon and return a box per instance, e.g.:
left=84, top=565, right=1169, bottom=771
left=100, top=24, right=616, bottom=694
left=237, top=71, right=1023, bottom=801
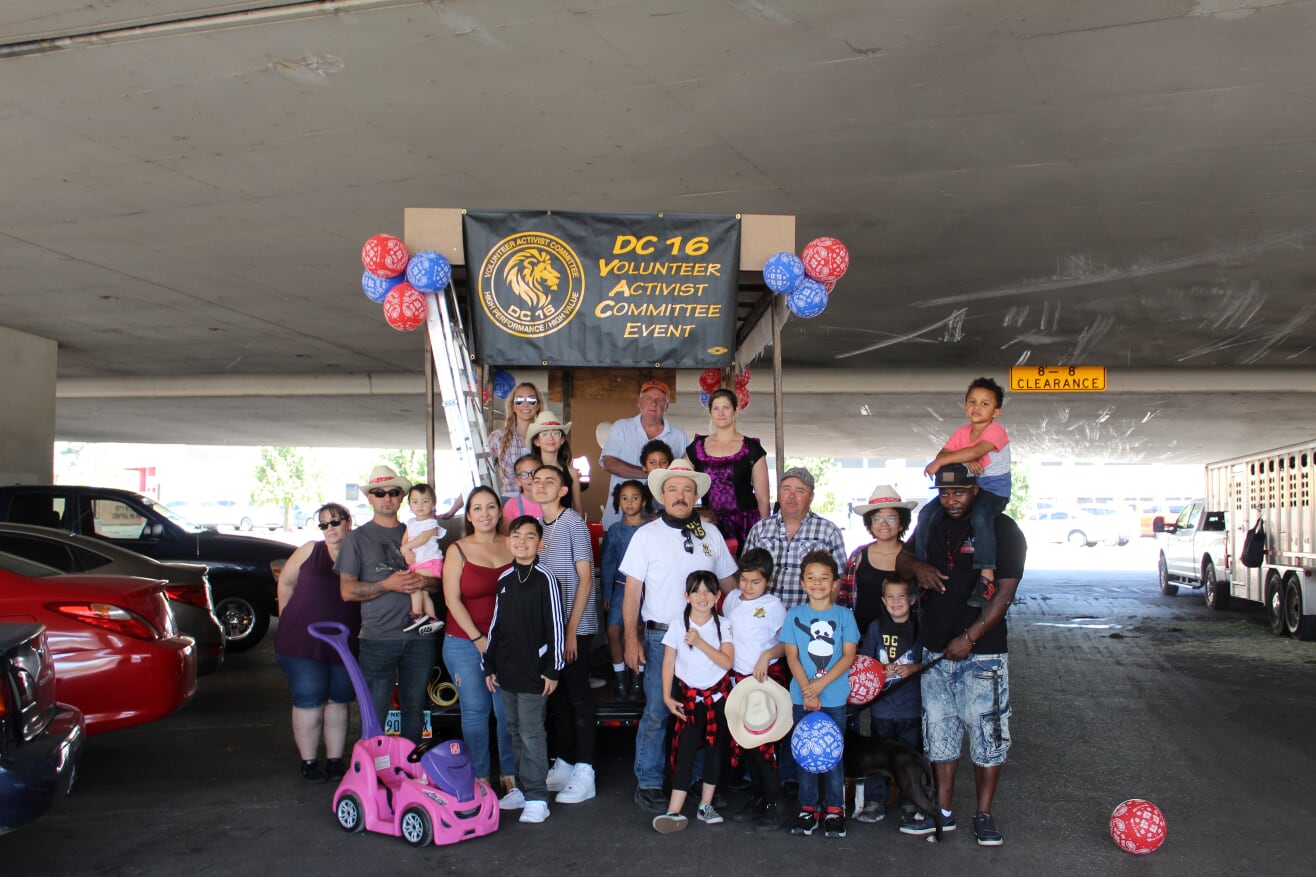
left=362, top=269, right=403, bottom=303
left=787, top=277, right=828, bottom=318
left=763, top=251, right=805, bottom=295
left=406, top=250, right=452, bottom=294
left=791, top=711, right=843, bottom=773
left=699, top=390, right=711, bottom=407
left=492, top=370, right=516, bottom=400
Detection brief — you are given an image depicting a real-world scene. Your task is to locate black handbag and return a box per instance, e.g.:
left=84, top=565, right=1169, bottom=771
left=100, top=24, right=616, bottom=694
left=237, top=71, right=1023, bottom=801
left=1241, top=518, right=1266, bottom=568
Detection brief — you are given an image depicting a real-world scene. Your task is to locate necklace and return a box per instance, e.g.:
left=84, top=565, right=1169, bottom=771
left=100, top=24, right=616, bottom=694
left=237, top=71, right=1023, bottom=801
left=946, top=518, right=972, bottom=570
left=515, top=564, right=533, bottom=584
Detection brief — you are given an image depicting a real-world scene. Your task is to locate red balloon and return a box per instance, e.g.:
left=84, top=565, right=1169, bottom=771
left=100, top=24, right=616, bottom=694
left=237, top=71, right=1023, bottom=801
left=823, top=280, right=837, bottom=293
left=1110, top=799, right=1167, bottom=855
left=699, top=368, right=722, bottom=393
left=801, top=236, right=850, bottom=283
left=383, top=282, right=427, bottom=331
left=362, top=233, right=410, bottom=279
left=734, top=368, right=751, bottom=389
left=847, top=655, right=886, bottom=705
left=735, top=387, right=750, bottom=411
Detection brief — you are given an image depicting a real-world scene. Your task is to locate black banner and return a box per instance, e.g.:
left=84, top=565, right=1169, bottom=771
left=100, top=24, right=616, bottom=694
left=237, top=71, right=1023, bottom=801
left=463, top=211, right=740, bottom=367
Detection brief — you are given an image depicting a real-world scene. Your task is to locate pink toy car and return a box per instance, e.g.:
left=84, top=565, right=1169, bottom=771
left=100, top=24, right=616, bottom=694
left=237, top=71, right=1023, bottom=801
left=309, top=622, right=500, bottom=846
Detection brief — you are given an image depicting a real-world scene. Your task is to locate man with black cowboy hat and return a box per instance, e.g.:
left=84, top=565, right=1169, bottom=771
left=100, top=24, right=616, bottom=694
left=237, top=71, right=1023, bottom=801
left=620, top=458, right=737, bottom=814
left=337, top=464, right=437, bottom=745
left=896, top=462, right=1026, bottom=848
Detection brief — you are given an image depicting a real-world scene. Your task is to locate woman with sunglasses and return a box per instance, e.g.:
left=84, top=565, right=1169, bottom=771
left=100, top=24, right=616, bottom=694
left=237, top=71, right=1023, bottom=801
left=274, top=503, right=361, bottom=783
left=489, top=382, right=543, bottom=499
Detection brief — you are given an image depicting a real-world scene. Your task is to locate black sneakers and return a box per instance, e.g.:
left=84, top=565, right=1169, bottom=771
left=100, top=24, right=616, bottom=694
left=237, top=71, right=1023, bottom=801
left=299, top=759, right=325, bottom=783
left=823, top=807, right=847, bottom=838
left=790, top=807, right=819, bottom=836
left=734, top=796, right=767, bottom=823
left=757, top=801, right=788, bottom=832
left=967, top=574, right=997, bottom=608
left=973, top=811, right=1004, bottom=846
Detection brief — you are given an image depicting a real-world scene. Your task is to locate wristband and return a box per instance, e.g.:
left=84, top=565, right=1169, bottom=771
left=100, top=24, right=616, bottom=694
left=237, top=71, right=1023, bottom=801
left=474, top=633, right=486, bottom=642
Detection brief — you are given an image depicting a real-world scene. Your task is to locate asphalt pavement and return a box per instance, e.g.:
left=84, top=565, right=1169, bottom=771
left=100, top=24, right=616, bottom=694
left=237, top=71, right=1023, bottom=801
left=4, top=540, right=1314, bottom=876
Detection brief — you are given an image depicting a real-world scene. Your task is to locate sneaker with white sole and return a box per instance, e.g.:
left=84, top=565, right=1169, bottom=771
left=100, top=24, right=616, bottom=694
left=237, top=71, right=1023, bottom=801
left=417, top=617, right=444, bottom=636
left=498, top=787, right=526, bottom=811
left=545, top=758, right=574, bottom=793
left=855, top=801, right=885, bottom=823
left=519, top=800, right=550, bottom=824
left=555, top=763, right=596, bottom=804
left=652, top=812, right=688, bottom=834
left=696, top=803, right=724, bottom=825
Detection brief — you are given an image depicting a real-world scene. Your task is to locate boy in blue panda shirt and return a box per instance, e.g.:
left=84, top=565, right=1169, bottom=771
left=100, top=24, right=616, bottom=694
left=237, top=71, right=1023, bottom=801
left=782, top=549, right=859, bottom=839
left=855, top=575, right=924, bottom=829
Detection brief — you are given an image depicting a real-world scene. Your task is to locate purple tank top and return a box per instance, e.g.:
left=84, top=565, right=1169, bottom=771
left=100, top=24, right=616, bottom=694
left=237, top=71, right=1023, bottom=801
left=274, top=541, right=361, bottom=663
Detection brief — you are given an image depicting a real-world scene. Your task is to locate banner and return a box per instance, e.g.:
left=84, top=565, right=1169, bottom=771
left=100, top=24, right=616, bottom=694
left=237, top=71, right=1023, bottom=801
left=463, top=211, right=740, bottom=367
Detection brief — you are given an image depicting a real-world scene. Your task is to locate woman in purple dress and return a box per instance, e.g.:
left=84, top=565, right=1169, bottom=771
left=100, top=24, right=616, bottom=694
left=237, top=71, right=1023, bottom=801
left=686, top=388, right=769, bottom=553
left=274, top=502, right=361, bottom=783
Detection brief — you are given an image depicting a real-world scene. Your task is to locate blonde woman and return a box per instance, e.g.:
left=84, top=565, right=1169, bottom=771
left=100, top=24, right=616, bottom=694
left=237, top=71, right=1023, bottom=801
left=489, top=382, right=542, bottom=498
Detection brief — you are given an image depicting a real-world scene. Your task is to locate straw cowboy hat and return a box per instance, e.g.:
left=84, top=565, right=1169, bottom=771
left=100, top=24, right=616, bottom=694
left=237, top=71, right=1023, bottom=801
left=359, top=464, right=412, bottom=498
left=724, top=677, right=794, bottom=749
left=853, top=484, right=917, bottom=515
left=647, top=457, right=712, bottom=500
left=525, top=410, right=572, bottom=445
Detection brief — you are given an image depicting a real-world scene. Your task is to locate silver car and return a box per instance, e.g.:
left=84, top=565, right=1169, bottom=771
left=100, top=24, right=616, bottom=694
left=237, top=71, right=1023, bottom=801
left=0, top=523, right=225, bottom=675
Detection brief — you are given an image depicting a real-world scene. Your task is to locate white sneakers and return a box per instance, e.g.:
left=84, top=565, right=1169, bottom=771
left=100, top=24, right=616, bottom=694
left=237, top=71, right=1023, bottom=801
left=498, top=787, right=526, bottom=811
left=545, top=758, right=574, bottom=793
left=519, top=800, right=550, bottom=824
left=555, top=763, right=596, bottom=804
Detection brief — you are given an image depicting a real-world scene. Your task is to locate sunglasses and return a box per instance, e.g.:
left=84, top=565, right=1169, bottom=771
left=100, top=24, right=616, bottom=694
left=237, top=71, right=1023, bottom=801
left=318, top=518, right=345, bottom=530
left=513, top=396, right=539, bottom=405
left=369, top=488, right=403, bottom=498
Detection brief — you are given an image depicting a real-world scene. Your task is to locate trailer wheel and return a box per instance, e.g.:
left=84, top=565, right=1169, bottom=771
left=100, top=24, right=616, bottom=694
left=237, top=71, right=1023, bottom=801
left=1282, top=574, right=1315, bottom=641
left=1202, top=559, right=1229, bottom=611
left=1158, top=554, right=1178, bottom=596
left=1265, top=572, right=1287, bottom=637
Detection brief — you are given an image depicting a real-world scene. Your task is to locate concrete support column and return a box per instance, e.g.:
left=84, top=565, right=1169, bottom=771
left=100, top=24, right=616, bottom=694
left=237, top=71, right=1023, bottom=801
left=0, top=326, right=56, bottom=483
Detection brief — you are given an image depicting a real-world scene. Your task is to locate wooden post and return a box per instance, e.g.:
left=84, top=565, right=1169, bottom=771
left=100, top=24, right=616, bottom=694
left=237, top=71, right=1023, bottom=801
left=772, top=295, right=786, bottom=486
left=424, top=330, right=435, bottom=484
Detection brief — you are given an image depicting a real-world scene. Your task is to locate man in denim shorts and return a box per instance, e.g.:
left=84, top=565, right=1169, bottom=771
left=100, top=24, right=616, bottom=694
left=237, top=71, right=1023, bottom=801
left=896, top=462, right=1025, bottom=847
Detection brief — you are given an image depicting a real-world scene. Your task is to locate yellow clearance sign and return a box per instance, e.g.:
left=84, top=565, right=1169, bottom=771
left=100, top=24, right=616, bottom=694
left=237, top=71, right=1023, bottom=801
left=1010, top=366, right=1108, bottom=392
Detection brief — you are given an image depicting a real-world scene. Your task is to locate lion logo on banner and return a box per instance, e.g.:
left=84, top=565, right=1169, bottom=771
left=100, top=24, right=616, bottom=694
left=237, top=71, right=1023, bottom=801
left=503, top=249, right=560, bottom=318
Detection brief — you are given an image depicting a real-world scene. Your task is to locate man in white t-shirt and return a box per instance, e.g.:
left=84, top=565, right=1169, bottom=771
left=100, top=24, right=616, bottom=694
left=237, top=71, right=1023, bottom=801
left=620, top=458, right=736, bottom=814
left=599, top=380, right=688, bottom=529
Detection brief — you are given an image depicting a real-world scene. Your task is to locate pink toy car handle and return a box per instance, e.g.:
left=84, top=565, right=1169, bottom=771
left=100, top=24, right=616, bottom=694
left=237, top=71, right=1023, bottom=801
left=308, top=621, right=386, bottom=739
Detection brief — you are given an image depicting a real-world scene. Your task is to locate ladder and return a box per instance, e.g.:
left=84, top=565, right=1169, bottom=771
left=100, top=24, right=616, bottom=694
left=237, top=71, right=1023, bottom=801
left=425, top=285, right=501, bottom=496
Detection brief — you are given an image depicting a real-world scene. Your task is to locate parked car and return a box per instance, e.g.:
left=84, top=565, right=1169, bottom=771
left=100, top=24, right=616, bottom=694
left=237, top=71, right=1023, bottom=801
left=0, top=553, right=197, bottom=735
left=1020, top=506, right=1131, bottom=547
left=0, top=523, right=225, bottom=676
left=1152, top=499, right=1230, bottom=609
left=0, top=486, right=292, bottom=652
left=164, top=500, right=284, bottom=532
left=0, top=622, right=84, bottom=836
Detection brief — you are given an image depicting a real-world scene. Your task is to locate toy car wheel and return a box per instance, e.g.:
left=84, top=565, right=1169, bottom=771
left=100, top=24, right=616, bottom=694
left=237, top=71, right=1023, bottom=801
left=336, top=793, right=365, bottom=832
left=399, top=806, right=433, bottom=847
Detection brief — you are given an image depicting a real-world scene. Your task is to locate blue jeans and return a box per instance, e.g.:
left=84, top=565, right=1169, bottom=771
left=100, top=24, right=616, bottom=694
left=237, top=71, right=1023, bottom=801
left=792, top=704, right=847, bottom=810
left=358, top=637, right=435, bottom=745
left=443, top=636, right=516, bottom=779
left=921, top=649, right=1011, bottom=767
left=634, top=627, right=669, bottom=790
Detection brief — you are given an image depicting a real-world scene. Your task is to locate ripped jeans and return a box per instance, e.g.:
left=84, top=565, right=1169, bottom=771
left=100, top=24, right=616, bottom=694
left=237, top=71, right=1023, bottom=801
left=920, top=650, right=1011, bottom=768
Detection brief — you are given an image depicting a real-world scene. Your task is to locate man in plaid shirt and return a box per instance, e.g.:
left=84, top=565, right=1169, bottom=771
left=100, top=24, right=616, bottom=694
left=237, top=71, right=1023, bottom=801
left=742, top=467, right=847, bottom=610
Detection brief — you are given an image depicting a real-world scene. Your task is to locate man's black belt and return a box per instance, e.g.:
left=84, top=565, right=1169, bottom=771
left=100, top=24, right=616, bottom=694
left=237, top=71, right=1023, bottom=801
left=645, top=621, right=669, bottom=632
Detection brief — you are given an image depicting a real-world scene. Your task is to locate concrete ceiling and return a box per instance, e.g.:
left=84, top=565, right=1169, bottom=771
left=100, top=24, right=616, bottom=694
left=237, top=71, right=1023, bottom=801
left=3, top=0, right=1314, bottom=463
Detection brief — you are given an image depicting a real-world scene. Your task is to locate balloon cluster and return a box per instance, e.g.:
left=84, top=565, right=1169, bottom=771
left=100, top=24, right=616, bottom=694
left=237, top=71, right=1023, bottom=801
left=697, top=367, right=752, bottom=410
left=762, top=236, right=850, bottom=318
left=360, top=233, right=453, bottom=332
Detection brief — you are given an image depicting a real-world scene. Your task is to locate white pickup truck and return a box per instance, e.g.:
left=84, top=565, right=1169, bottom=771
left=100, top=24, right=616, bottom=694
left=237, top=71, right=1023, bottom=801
left=1153, top=500, right=1230, bottom=610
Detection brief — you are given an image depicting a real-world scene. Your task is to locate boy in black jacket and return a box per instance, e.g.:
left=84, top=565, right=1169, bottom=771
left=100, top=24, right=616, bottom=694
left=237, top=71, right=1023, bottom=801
left=485, top=515, right=566, bottom=824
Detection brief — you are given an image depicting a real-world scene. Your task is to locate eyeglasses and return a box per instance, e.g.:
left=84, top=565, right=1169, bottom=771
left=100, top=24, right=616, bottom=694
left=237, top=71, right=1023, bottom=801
left=538, top=429, right=564, bottom=439
left=871, top=514, right=899, bottom=524
left=513, top=396, right=539, bottom=405
left=318, top=519, right=345, bottom=530
left=369, top=488, right=403, bottom=498
left=515, top=471, right=535, bottom=480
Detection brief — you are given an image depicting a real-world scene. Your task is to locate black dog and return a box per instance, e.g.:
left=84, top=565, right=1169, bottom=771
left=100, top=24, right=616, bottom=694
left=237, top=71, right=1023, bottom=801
left=842, top=731, right=943, bottom=842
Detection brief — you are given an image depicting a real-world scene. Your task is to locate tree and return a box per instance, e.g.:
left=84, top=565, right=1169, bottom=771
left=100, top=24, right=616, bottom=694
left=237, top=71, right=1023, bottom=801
left=252, top=447, right=321, bottom=530
left=379, top=449, right=428, bottom=487
left=1005, top=464, right=1031, bottom=521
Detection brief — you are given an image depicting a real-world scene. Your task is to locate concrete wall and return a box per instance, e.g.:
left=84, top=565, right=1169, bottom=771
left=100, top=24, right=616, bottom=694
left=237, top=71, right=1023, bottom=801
left=0, top=325, right=56, bottom=483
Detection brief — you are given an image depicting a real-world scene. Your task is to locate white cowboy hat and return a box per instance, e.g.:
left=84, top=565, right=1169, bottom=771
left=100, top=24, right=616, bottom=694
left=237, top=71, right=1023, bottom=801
left=359, top=465, right=412, bottom=498
left=647, top=457, right=711, bottom=500
left=725, top=677, right=794, bottom=749
left=525, top=410, right=572, bottom=445
left=853, top=484, right=917, bottom=515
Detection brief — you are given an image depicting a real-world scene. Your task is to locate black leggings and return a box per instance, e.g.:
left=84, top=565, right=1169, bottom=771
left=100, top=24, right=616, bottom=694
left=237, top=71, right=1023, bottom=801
left=550, top=632, right=596, bottom=764
left=745, top=743, right=783, bottom=804
left=671, top=699, right=727, bottom=791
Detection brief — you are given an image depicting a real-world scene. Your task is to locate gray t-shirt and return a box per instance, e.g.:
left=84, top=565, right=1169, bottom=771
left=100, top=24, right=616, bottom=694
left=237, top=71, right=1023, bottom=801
left=334, top=520, right=416, bottom=641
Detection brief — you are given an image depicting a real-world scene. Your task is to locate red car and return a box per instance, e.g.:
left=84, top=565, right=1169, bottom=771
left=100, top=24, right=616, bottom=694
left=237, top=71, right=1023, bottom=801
left=0, top=552, right=197, bottom=735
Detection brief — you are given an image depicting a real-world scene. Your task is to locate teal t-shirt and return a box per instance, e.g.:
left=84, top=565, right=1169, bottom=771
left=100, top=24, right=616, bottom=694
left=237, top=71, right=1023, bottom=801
left=782, top=603, right=860, bottom=708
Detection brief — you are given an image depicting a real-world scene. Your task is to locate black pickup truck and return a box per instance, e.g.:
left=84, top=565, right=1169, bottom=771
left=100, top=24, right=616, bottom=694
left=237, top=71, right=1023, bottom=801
left=0, top=486, right=291, bottom=652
